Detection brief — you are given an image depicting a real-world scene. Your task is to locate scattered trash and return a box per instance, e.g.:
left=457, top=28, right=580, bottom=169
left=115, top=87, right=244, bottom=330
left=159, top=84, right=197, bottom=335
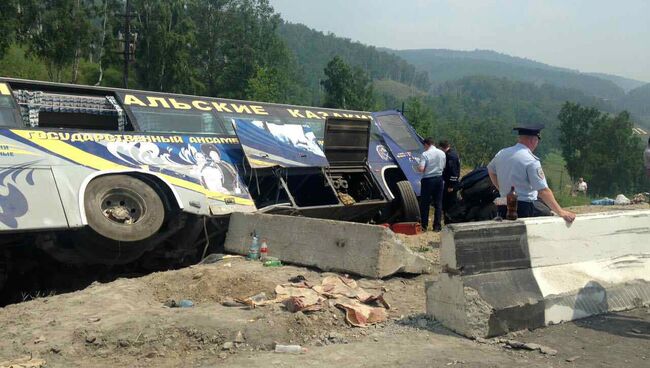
left=234, top=331, right=245, bottom=343
left=245, top=276, right=390, bottom=327
left=33, top=336, right=45, bottom=344
left=236, top=292, right=268, bottom=308
left=501, top=339, right=557, bottom=355
left=49, top=345, right=61, bottom=354
left=221, top=297, right=244, bottom=307
left=164, top=299, right=194, bottom=308
left=260, top=238, right=269, bottom=261
left=591, top=198, right=615, bottom=206
left=288, top=275, right=306, bottom=283
left=566, top=356, right=581, bottom=362
left=631, top=192, right=650, bottom=204
left=86, top=316, right=101, bottom=323
left=263, top=259, right=282, bottom=267
left=249, top=292, right=267, bottom=303
left=390, top=222, right=423, bottom=235
left=614, top=194, right=631, bottom=205
left=248, top=232, right=260, bottom=260
left=0, top=355, right=47, bottom=368
left=198, top=253, right=243, bottom=265
left=630, top=328, right=642, bottom=334
left=274, top=344, right=307, bottom=353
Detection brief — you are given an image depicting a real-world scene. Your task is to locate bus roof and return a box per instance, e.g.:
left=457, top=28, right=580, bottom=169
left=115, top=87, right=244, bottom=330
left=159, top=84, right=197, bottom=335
left=0, top=77, right=371, bottom=117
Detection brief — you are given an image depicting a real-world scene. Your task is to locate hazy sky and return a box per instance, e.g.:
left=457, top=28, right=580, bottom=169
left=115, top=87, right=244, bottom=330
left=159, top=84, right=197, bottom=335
left=270, top=0, right=650, bottom=82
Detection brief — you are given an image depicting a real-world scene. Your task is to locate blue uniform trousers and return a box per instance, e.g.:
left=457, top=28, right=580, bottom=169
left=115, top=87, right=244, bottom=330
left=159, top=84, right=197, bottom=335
left=497, top=201, right=535, bottom=218
left=420, top=176, right=444, bottom=230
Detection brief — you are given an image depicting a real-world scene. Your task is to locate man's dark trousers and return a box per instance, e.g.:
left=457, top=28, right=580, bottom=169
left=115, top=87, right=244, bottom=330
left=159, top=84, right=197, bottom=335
left=420, top=176, right=444, bottom=230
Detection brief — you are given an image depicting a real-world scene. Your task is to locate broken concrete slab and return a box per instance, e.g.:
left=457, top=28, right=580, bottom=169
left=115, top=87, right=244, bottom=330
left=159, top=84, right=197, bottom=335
left=224, top=212, right=432, bottom=278
left=427, top=210, right=650, bottom=338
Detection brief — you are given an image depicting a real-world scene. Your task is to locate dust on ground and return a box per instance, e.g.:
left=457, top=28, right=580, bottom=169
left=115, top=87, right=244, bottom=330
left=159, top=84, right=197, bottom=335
left=396, top=231, right=441, bottom=265
left=1, top=225, right=648, bottom=367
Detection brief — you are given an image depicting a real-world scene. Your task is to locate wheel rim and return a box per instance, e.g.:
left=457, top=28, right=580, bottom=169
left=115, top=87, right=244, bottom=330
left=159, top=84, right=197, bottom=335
left=99, top=188, right=146, bottom=225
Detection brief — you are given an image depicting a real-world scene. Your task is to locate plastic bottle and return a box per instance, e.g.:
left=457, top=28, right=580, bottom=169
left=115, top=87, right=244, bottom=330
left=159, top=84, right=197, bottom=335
left=506, top=186, right=518, bottom=220
left=248, top=232, right=260, bottom=260
left=260, top=238, right=268, bottom=261
left=274, top=344, right=307, bottom=353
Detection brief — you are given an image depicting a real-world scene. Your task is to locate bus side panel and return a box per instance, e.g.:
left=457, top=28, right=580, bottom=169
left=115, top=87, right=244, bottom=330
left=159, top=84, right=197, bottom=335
left=50, top=166, right=95, bottom=227
left=0, top=167, right=69, bottom=231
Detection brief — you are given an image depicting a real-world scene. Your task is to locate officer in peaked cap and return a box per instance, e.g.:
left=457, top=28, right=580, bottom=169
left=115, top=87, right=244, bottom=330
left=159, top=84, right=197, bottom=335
left=487, top=124, right=576, bottom=222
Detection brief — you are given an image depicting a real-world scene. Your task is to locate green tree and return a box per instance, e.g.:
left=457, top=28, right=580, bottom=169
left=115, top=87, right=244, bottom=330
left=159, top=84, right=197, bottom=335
left=22, top=0, right=95, bottom=82
left=321, top=56, right=374, bottom=110
left=557, top=102, right=600, bottom=180
left=132, top=0, right=201, bottom=93
left=0, top=0, right=18, bottom=58
left=558, top=103, right=646, bottom=195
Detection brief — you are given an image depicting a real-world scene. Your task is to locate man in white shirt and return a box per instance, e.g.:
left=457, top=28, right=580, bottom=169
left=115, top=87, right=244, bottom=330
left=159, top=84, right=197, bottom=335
left=576, top=177, right=588, bottom=195
left=417, top=137, right=446, bottom=231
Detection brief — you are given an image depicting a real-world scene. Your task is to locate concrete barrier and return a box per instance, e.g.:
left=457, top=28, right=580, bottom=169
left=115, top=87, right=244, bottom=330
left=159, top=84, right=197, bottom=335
left=426, top=210, right=650, bottom=338
left=225, top=212, right=432, bottom=278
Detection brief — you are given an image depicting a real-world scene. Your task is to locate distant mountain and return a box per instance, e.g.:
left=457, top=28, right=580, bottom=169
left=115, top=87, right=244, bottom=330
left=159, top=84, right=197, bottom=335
left=277, top=22, right=430, bottom=105
left=621, top=83, right=650, bottom=128
left=391, top=48, right=626, bottom=100
left=586, top=73, right=647, bottom=93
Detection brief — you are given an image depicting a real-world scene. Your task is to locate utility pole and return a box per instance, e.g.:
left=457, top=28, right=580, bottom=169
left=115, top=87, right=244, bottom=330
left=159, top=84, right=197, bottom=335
left=122, top=0, right=131, bottom=88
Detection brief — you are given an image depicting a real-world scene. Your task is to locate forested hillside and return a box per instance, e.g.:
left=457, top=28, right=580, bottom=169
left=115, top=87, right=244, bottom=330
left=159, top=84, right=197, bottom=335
left=393, top=49, right=626, bottom=100
left=276, top=22, right=430, bottom=105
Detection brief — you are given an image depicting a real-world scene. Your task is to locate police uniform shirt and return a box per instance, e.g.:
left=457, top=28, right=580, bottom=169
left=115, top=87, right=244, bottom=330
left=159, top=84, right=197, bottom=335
left=487, top=143, right=548, bottom=202
left=419, top=146, right=446, bottom=178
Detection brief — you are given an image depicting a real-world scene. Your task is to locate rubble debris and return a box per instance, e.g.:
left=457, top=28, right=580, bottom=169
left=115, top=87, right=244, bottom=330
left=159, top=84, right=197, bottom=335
left=240, top=276, right=390, bottom=327
left=163, top=299, right=194, bottom=308
left=274, top=344, right=307, bottom=353
left=221, top=297, right=245, bottom=307
left=288, top=275, right=307, bottom=283
left=234, top=331, right=245, bottom=344
left=631, top=193, right=649, bottom=204
left=501, top=339, right=557, bottom=355
left=0, top=355, right=47, bottom=368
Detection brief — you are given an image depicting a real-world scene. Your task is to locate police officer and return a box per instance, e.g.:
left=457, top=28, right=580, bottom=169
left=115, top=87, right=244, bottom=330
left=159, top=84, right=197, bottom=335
left=487, top=125, right=576, bottom=222
left=439, top=140, right=460, bottom=214
left=418, top=137, right=446, bottom=231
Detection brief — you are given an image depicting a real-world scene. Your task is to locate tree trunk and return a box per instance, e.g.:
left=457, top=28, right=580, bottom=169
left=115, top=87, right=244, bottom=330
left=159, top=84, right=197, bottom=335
left=95, top=0, right=109, bottom=86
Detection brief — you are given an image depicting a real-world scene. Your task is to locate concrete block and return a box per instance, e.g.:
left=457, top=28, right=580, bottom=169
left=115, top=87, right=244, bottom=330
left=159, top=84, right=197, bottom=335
left=225, top=212, right=432, bottom=278
left=427, top=210, right=650, bottom=338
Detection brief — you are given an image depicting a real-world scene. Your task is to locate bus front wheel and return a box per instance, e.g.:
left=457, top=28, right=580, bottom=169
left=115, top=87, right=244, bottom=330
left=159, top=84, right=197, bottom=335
left=84, top=175, right=165, bottom=242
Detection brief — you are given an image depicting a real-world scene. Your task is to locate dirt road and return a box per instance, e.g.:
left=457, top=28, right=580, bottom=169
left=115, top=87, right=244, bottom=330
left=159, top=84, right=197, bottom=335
left=0, top=249, right=647, bottom=368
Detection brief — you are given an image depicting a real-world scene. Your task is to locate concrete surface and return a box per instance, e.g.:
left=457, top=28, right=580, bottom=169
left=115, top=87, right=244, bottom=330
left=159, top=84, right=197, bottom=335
left=224, top=212, right=432, bottom=278
left=427, top=210, right=650, bottom=338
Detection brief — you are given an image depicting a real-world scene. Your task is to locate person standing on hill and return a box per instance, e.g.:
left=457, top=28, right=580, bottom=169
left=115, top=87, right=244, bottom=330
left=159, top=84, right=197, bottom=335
left=487, top=124, right=575, bottom=222
left=576, top=177, right=588, bottom=195
left=417, top=138, right=446, bottom=231
left=439, top=140, right=461, bottom=213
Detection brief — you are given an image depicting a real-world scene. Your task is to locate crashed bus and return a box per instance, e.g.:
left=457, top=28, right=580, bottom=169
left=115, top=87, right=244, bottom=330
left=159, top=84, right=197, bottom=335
left=0, top=78, right=424, bottom=273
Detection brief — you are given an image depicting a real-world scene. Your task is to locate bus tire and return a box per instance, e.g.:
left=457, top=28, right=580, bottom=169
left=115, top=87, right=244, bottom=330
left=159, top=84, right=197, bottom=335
left=84, top=175, right=165, bottom=242
left=396, top=180, right=420, bottom=222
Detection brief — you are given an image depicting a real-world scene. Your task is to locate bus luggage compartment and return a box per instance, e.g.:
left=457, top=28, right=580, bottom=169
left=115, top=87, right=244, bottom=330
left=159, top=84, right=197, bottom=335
left=238, top=117, right=389, bottom=223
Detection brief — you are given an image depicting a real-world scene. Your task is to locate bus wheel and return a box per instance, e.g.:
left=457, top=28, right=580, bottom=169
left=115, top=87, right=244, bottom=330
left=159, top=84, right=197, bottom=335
left=396, top=180, right=420, bottom=222
left=84, top=175, right=165, bottom=242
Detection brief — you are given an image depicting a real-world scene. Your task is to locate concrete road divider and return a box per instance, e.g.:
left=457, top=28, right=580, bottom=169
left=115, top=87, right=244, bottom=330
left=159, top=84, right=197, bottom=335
left=225, top=212, right=432, bottom=278
left=426, top=210, right=650, bottom=338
